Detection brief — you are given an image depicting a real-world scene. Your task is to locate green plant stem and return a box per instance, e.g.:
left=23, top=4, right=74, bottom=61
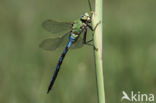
left=92, top=0, right=105, bottom=103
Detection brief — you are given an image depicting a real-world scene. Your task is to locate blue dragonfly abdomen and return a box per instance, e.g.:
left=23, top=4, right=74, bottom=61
left=47, top=35, right=76, bottom=93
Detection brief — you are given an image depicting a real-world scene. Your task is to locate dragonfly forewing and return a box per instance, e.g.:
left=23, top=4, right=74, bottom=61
left=42, top=19, right=72, bottom=36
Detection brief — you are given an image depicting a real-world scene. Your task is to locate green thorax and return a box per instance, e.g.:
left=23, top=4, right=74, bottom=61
left=72, top=20, right=83, bottom=34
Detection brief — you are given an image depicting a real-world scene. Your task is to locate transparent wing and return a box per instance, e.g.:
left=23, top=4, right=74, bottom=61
left=42, top=19, right=72, bottom=34
left=71, top=36, right=84, bottom=49
left=71, top=31, right=94, bottom=49
left=39, top=32, right=69, bottom=51
left=40, top=33, right=85, bottom=51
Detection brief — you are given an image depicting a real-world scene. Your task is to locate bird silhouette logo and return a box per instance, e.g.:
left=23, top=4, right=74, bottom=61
left=121, top=91, right=131, bottom=101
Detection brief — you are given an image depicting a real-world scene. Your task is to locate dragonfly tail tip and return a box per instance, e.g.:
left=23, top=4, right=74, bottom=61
left=47, top=88, right=51, bottom=94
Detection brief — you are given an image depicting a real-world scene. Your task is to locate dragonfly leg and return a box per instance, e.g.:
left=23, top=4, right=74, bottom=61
left=86, top=39, right=93, bottom=43
left=88, top=21, right=101, bottom=31
left=84, top=43, right=98, bottom=51
left=83, top=28, right=91, bottom=44
left=85, top=39, right=98, bottom=51
left=83, top=29, right=98, bottom=51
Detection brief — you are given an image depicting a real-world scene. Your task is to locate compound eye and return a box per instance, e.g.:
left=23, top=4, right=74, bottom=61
left=87, top=17, right=91, bottom=21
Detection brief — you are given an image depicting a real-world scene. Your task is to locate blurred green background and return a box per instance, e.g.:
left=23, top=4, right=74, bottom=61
left=0, top=0, right=156, bottom=103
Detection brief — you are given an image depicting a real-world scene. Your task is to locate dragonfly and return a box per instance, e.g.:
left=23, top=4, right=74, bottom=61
left=40, top=0, right=100, bottom=94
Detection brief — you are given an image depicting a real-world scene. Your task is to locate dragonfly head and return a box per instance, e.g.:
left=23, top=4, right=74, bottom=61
left=80, top=13, right=91, bottom=23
